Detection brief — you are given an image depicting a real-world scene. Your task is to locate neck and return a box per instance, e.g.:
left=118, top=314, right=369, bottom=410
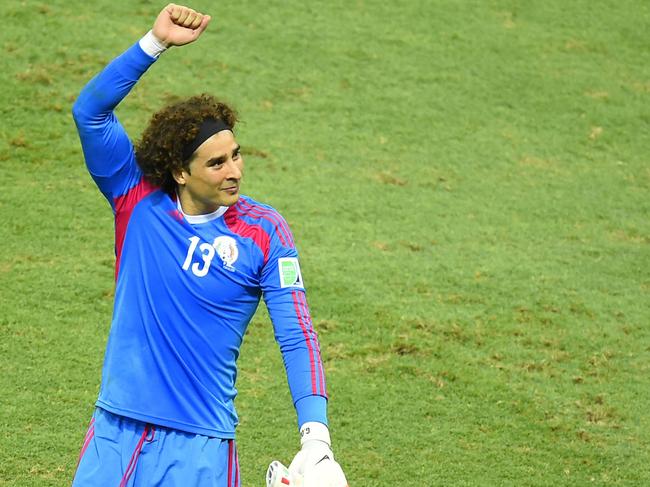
left=176, top=188, right=219, bottom=216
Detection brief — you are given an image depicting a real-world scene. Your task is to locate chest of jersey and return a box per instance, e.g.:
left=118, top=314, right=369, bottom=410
left=118, top=192, right=264, bottom=315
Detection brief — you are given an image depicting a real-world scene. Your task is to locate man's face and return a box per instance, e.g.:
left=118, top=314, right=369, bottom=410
left=174, top=130, right=243, bottom=214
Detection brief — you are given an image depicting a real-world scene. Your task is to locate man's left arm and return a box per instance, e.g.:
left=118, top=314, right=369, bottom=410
left=260, top=220, right=328, bottom=427
left=260, top=212, right=348, bottom=486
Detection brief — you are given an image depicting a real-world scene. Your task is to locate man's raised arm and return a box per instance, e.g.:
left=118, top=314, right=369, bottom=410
left=71, top=4, right=210, bottom=202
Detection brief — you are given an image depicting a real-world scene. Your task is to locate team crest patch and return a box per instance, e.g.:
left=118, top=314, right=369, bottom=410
left=278, top=258, right=304, bottom=288
left=213, top=236, right=239, bottom=271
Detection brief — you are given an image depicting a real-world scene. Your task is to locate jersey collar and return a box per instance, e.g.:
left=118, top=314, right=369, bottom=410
left=175, top=192, right=228, bottom=224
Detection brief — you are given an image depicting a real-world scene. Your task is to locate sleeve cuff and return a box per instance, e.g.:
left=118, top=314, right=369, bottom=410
left=138, top=30, right=168, bottom=59
left=295, top=395, right=328, bottom=430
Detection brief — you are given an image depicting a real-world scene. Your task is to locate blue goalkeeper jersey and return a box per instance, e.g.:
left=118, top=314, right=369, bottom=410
left=72, top=41, right=327, bottom=438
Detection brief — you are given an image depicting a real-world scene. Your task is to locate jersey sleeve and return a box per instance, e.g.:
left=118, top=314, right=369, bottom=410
left=71, top=41, right=157, bottom=209
left=260, top=216, right=329, bottom=428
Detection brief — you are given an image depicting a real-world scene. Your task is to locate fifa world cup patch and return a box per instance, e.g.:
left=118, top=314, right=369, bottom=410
left=278, top=258, right=304, bottom=288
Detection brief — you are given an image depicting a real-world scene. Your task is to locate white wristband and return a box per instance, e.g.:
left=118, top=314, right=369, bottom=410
left=139, top=30, right=168, bottom=58
left=300, top=422, right=331, bottom=447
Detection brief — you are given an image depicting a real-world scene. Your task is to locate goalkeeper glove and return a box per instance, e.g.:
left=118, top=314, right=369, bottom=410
left=288, top=422, right=348, bottom=487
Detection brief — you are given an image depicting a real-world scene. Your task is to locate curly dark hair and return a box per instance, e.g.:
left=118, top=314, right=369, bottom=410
left=135, top=94, right=239, bottom=194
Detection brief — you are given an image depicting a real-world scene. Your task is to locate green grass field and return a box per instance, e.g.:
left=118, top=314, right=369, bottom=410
left=1, top=0, right=649, bottom=485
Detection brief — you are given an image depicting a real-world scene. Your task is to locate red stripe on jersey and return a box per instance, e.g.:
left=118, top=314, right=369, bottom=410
left=236, top=199, right=288, bottom=239
left=113, top=178, right=158, bottom=280
left=224, top=206, right=271, bottom=263
left=237, top=199, right=295, bottom=248
left=292, top=290, right=318, bottom=394
left=297, top=292, right=327, bottom=397
left=248, top=203, right=294, bottom=248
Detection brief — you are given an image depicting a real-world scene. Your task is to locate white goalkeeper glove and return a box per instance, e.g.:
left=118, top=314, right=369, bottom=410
left=288, top=422, right=348, bottom=487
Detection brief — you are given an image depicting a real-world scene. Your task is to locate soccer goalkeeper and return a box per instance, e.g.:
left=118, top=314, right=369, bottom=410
left=71, top=4, right=347, bottom=486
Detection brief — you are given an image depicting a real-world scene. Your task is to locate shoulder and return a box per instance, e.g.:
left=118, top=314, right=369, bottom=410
left=114, top=178, right=162, bottom=214
left=224, top=195, right=295, bottom=249
left=232, top=194, right=278, bottom=213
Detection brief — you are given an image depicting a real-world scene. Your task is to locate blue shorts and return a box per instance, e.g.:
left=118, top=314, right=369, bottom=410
left=72, top=408, right=241, bottom=487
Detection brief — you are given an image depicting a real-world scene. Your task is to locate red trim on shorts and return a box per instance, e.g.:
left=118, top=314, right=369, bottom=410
left=227, top=440, right=234, bottom=487
left=234, top=441, right=240, bottom=487
left=118, top=425, right=155, bottom=487
left=75, top=417, right=96, bottom=472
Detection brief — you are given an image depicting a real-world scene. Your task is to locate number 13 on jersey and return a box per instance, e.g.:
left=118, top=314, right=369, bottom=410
left=182, top=235, right=239, bottom=277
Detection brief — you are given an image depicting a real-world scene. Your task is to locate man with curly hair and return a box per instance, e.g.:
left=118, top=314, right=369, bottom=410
left=71, top=4, right=347, bottom=486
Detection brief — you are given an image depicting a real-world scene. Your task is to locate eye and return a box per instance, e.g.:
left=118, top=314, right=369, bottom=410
left=207, top=158, right=225, bottom=168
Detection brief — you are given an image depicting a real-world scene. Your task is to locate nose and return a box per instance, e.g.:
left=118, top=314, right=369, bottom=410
left=226, top=158, right=242, bottom=180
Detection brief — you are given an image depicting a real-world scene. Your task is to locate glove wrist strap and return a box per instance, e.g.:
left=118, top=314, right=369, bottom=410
left=300, top=422, right=331, bottom=447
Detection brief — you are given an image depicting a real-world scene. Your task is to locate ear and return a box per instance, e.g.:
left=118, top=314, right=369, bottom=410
left=172, top=167, right=188, bottom=186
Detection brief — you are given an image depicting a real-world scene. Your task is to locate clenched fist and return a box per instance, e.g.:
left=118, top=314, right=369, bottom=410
left=152, top=3, right=211, bottom=47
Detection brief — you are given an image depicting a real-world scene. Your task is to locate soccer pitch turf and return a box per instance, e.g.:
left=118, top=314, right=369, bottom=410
left=1, top=1, right=649, bottom=485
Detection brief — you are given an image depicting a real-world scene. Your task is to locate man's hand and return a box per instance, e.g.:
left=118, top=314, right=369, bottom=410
left=302, top=458, right=348, bottom=487
left=152, top=3, right=210, bottom=47
left=289, top=423, right=349, bottom=487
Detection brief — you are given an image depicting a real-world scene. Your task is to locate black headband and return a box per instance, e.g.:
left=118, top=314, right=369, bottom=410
left=182, top=118, right=233, bottom=161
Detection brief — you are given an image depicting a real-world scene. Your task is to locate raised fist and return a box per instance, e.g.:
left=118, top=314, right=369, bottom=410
left=152, top=3, right=211, bottom=47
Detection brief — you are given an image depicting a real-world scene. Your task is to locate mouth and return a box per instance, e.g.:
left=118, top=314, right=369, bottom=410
left=221, top=186, right=239, bottom=195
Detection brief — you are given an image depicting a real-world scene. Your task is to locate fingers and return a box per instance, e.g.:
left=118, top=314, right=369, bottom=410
left=195, top=14, right=211, bottom=36
left=186, top=12, right=200, bottom=29
left=153, top=3, right=210, bottom=46
left=169, top=4, right=205, bottom=30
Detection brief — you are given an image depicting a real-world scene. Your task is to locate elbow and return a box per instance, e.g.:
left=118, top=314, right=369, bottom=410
left=71, top=96, right=86, bottom=123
